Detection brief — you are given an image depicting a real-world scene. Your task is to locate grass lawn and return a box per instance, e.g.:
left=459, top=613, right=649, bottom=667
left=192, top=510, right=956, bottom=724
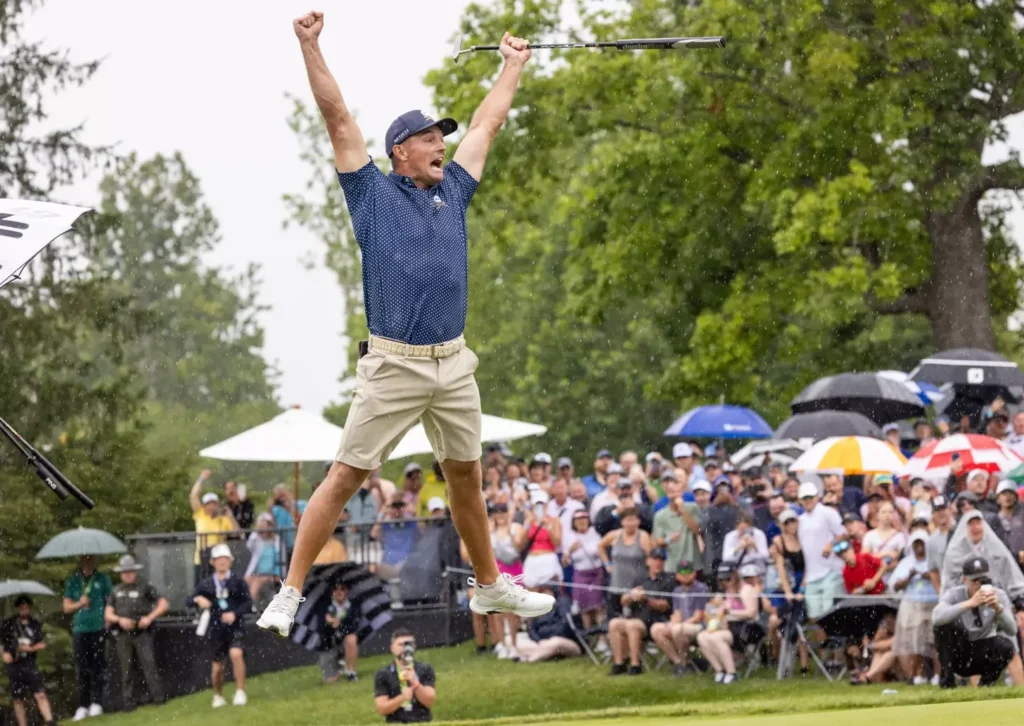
left=98, top=642, right=1024, bottom=725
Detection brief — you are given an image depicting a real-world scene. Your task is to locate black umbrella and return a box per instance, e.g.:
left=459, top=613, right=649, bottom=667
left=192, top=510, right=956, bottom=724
left=790, top=373, right=925, bottom=425
left=774, top=411, right=882, bottom=441
left=934, top=384, right=1021, bottom=428
left=291, top=562, right=393, bottom=650
left=910, top=348, right=1024, bottom=387
left=816, top=596, right=898, bottom=641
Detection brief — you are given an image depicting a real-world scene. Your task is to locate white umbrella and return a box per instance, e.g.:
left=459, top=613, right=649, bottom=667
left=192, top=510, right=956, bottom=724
left=731, top=438, right=809, bottom=468
left=200, top=407, right=342, bottom=462
left=388, top=414, right=547, bottom=459
left=200, top=407, right=343, bottom=504
left=0, top=198, right=92, bottom=290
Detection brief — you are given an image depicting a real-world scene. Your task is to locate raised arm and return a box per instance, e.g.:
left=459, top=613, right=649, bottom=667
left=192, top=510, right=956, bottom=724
left=293, top=11, right=368, bottom=173
left=452, top=32, right=531, bottom=181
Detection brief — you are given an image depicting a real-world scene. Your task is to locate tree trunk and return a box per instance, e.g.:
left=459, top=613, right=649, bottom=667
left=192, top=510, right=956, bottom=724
left=926, top=202, right=996, bottom=350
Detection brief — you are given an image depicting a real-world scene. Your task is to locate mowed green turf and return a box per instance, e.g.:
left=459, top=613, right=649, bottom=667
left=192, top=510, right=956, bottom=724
left=96, top=642, right=1024, bottom=725
left=542, top=699, right=1022, bottom=726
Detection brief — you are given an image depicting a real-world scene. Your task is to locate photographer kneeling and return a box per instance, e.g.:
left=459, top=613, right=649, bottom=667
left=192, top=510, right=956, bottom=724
left=932, top=556, right=1018, bottom=688
left=374, top=630, right=436, bottom=723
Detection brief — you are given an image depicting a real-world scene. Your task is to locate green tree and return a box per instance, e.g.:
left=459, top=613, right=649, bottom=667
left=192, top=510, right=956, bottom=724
left=0, top=0, right=104, bottom=198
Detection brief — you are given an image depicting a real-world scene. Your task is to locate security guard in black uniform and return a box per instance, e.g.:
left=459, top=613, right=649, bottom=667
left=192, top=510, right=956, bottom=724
left=103, top=554, right=169, bottom=711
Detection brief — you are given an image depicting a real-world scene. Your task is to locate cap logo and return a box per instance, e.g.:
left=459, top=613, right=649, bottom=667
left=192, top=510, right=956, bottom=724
left=394, top=129, right=411, bottom=144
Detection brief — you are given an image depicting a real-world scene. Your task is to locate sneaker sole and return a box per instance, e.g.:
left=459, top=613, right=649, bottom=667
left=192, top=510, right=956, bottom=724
left=256, top=619, right=290, bottom=638
left=469, top=600, right=554, bottom=619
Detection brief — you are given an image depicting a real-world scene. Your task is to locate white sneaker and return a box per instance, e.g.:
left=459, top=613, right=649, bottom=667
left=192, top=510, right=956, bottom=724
left=88, top=704, right=103, bottom=717
left=714, top=671, right=725, bottom=683
left=212, top=695, right=226, bottom=708
left=912, top=676, right=927, bottom=686
left=256, top=585, right=305, bottom=637
left=722, top=673, right=737, bottom=684
left=930, top=675, right=940, bottom=687
left=73, top=707, right=88, bottom=721
left=468, top=574, right=554, bottom=618
left=506, top=646, right=520, bottom=662
left=495, top=643, right=510, bottom=660
left=232, top=690, right=247, bottom=706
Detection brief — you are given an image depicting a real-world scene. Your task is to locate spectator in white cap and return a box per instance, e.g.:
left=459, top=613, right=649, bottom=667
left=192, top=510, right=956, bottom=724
left=555, top=457, right=575, bottom=483
left=644, top=452, right=665, bottom=494
left=589, top=463, right=628, bottom=520
left=191, top=543, right=251, bottom=708
left=964, top=468, right=1000, bottom=518
left=426, top=497, right=448, bottom=519
left=520, top=489, right=562, bottom=588
left=882, top=422, right=909, bottom=457
left=796, top=481, right=846, bottom=620
left=672, top=442, right=706, bottom=486
left=889, top=530, right=940, bottom=685
left=691, top=479, right=713, bottom=511
left=995, top=479, right=1024, bottom=565
left=189, top=470, right=239, bottom=580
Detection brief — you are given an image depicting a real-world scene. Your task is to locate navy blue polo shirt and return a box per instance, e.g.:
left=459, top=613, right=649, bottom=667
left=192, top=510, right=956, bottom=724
left=337, top=159, right=479, bottom=345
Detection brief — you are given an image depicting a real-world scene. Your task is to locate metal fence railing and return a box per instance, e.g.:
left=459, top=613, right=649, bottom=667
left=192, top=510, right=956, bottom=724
left=126, top=516, right=459, bottom=614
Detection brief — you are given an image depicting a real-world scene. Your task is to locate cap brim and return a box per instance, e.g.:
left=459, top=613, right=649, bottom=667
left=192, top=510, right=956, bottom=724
left=411, top=117, right=458, bottom=139
left=964, top=572, right=989, bottom=580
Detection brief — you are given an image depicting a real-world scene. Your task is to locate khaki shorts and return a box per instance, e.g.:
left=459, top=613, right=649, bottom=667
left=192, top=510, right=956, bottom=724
left=336, top=339, right=482, bottom=469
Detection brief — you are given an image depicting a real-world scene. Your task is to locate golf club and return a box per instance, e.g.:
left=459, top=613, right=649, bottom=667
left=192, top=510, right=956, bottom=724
left=452, top=33, right=726, bottom=62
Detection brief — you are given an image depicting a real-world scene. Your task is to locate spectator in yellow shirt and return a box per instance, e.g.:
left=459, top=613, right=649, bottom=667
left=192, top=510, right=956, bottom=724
left=190, top=470, right=238, bottom=576
left=415, top=461, right=449, bottom=519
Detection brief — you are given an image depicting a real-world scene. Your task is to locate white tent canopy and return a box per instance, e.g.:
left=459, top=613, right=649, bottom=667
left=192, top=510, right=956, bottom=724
left=200, top=408, right=547, bottom=464
left=199, top=407, right=343, bottom=462
left=389, top=414, right=547, bottom=459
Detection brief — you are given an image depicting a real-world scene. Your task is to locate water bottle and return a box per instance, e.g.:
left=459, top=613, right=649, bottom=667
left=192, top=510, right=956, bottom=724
left=196, top=609, right=211, bottom=637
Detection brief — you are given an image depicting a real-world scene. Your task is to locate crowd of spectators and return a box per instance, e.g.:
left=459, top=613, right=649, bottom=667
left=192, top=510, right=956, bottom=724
left=466, top=417, right=1024, bottom=688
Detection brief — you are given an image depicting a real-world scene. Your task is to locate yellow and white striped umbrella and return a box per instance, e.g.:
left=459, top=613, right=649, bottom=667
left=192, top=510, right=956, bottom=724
left=789, top=436, right=907, bottom=475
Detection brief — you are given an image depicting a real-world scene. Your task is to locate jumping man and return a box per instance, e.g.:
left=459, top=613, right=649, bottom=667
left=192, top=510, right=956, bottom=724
left=258, top=11, right=554, bottom=636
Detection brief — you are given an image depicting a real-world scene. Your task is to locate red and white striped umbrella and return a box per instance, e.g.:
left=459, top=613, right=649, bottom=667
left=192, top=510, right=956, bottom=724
left=900, top=433, right=1024, bottom=479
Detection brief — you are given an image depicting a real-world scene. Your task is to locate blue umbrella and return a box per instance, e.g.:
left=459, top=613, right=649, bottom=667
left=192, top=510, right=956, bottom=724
left=665, top=405, right=773, bottom=439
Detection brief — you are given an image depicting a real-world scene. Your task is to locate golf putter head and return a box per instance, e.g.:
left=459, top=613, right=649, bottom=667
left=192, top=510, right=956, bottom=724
left=451, top=33, right=464, bottom=63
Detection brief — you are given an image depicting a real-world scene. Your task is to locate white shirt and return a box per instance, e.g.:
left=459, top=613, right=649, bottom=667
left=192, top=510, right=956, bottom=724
left=861, top=529, right=908, bottom=558
left=1007, top=432, right=1024, bottom=458
left=722, top=528, right=770, bottom=565
left=546, top=497, right=584, bottom=549
left=589, top=489, right=642, bottom=519
left=798, top=503, right=845, bottom=583
left=562, top=527, right=603, bottom=571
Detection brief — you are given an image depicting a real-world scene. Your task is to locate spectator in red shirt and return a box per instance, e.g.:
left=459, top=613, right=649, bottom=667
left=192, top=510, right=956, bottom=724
left=834, top=540, right=885, bottom=596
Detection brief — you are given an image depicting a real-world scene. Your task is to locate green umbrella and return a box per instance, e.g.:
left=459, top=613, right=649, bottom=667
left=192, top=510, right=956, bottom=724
left=1009, top=463, right=1024, bottom=485
left=0, top=580, right=55, bottom=599
left=35, top=526, right=126, bottom=560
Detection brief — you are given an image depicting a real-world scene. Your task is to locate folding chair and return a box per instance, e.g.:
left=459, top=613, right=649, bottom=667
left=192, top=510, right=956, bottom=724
left=565, top=611, right=606, bottom=667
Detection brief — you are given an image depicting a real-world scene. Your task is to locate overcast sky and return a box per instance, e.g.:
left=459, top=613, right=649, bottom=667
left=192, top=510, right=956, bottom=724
left=23, top=1, right=1024, bottom=415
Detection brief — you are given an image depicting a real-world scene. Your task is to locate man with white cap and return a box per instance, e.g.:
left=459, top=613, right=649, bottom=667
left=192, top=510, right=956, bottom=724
left=191, top=544, right=251, bottom=708
left=890, top=531, right=940, bottom=685
left=105, top=555, right=168, bottom=711
left=672, top=443, right=706, bottom=486
left=995, top=479, right=1024, bottom=567
left=796, top=481, right=845, bottom=620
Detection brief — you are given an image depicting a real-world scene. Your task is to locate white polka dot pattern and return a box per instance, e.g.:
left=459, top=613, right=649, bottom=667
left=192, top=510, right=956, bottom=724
left=337, top=158, right=479, bottom=345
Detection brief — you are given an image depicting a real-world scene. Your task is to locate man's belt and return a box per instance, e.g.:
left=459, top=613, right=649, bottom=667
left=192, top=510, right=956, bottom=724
left=367, top=335, right=465, bottom=359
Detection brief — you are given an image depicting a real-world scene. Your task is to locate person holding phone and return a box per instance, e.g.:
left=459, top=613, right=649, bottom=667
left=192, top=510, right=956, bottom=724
left=890, top=532, right=940, bottom=685
left=520, top=490, right=562, bottom=589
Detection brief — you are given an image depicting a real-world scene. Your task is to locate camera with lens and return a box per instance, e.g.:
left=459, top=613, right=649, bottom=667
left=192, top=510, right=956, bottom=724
left=401, top=641, right=416, bottom=665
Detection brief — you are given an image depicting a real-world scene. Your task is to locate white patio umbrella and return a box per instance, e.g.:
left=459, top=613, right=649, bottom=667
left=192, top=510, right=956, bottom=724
left=199, top=407, right=343, bottom=503
left=388, top=414, right=547, bottom=459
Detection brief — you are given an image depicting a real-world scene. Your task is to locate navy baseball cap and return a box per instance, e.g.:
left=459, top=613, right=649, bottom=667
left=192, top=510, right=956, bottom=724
left=386, top=110, right=457, bottom=157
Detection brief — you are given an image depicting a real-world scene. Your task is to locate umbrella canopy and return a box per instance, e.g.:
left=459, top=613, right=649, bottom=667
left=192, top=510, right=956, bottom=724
left=910, top=348, right=1024, bottom=387
left=0, top=199, right=92, bottom=290
left=731, top=439, right=809, bottom=469
left=389, top=414, right=547, bottom=459
left=790, top=373, right=925, bottom=425
left=774, top=411, right=882, bottom=441
left=877, top=370, right=945, bottom=406
left=36, top=527, right=127, bottom=560
left=790, top=436, right=907, bottom=475
left=899, top=433, right=1024, bottom=480
left=200, top=407, right=343, bottom=462
left=664, top=405, right=773, bottom=439
left=0, top=580, right=56, bottom=599
left=934, top=384, right=1022, bottom=425
left=291, top=562, right=392, bottom=650
left=738, top=452, right=797, bottom=471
